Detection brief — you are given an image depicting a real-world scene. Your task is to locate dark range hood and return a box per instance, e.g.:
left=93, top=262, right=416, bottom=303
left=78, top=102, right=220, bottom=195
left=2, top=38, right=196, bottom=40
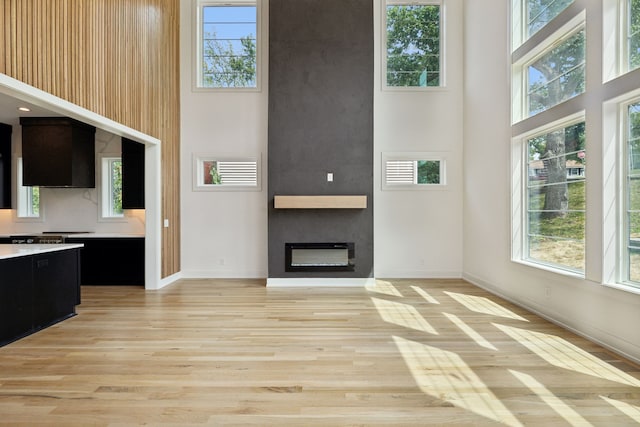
left=20, top=117, right=96, bottom=188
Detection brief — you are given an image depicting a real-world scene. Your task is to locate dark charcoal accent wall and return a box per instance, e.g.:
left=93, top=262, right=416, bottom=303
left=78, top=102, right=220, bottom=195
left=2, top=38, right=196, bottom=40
left=268, top=0, right=374, bottom=279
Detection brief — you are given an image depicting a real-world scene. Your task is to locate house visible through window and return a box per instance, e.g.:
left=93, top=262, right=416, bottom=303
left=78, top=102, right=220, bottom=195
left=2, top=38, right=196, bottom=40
left=102, top=157, right=123, bottom=218
left=526, top=121, right=586, bottom=273
left=198, top=1, right=258, bottom=89
left=385, top=0, right=441, bottom=87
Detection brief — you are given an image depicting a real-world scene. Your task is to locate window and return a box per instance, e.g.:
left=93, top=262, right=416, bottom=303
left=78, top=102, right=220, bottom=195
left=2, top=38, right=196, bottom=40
left=101, top=157, right=123, bottom=218
left=384, top=0, right=441, bottom=88
left=624, top=101, right=640, bottom=285
left=627, top=0, right=640, bottom=72
left=16, top=158, right=40, bottom=219
left=193, top=155, right=260, bottom=191
left=527, top=0, right=574, bottom=38
left=382, top=153, right=445, bottom=190
left=197, top=1, right=258, bottom=89
left=526, top=121, right=585, bottom=273
left=526, top=27, right=585, bottom=117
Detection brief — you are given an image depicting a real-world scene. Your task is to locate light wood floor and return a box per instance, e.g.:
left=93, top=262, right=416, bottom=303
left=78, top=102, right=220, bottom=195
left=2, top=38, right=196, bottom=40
left=1, top=279, right=640, bottom=426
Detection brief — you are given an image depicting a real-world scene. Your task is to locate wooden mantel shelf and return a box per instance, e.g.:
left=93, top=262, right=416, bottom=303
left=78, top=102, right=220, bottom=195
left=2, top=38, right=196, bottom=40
left=274, top=195, right=367, bottom=209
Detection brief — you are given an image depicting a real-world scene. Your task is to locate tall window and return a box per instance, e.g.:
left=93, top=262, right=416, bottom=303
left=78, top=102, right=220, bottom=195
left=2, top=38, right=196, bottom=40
left=197, top=1, right=258, bottom=89
left=625, top=101, right=640, bottom=284
left=526, top=28, right=585, bottom=117
left=627, top=0, right=640, bottom=72
left=16, top=158, right=40, bottom=219
left=526, top=121, right=586, bottom=272
left=384, top=0, right=441, bottom=88
left=101, top=157, right=123, bottom=218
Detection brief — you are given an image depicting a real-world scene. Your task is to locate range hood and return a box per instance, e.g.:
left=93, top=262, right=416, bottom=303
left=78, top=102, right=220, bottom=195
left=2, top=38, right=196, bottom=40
left=20, top=117, right=96, bottom=188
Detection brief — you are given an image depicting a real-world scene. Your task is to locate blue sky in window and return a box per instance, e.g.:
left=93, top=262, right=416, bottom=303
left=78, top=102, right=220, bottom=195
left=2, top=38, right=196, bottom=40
left=203, top=6, right=256, bottom=41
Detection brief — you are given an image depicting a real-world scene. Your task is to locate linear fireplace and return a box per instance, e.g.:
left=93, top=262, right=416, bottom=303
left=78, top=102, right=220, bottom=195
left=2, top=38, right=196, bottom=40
left=285, top=243, right=355, bottom=272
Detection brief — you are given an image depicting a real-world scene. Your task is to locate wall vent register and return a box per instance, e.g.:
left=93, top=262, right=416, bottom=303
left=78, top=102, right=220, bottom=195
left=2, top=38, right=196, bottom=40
left=285, top=243, right=355, bottom=272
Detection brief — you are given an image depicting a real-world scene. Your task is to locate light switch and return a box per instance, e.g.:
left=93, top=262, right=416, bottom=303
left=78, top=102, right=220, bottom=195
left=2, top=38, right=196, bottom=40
left=327, top=173, right=334, bottom=182
left=163, top=219, right=169, bottom=228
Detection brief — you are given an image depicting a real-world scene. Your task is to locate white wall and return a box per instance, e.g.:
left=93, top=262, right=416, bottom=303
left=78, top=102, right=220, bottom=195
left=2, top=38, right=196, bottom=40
left=179, top=0, right=269, bottom=278
left=0, top=127, right=146, bottom=236
left=373, top=0, right=464, bottom=278
left=463, top=0, right=640, bottom=362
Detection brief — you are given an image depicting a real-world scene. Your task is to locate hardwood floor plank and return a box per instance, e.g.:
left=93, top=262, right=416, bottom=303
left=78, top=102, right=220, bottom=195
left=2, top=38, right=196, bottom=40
left=0, top=278, right=639, bottom=426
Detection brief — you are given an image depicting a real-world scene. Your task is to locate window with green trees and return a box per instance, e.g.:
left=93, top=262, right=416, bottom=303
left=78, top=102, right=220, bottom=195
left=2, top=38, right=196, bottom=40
left=526, top=121, right=586, bottom=272
left=199, top=2, right=257, bottom=88
left=527, top=28, right=585, bottom=117
left=625, top=101, right=640, bottom=284
left=628, top=0, right=640, bottom=72
left=527, top=0, right=574, bottom=37
left=385, top=1, right=440, bottom=87
left=102, top=157, right=123, bottom=218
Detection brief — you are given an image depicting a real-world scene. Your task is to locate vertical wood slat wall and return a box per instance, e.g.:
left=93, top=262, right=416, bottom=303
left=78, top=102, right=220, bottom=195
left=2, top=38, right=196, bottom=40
left=0, top=0, right=181, bottom=278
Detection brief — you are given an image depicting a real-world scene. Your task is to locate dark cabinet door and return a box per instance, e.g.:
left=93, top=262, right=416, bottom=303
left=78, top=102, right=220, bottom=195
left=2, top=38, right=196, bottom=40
left=0, top=256, right=33, bottom=345
left=0, top=123, right=12, bottom=209
left=66, top=238, right=145, bottom=286
left=32, top=249, right=79, bottom=328
left=122, top=138, right=145, bottom=209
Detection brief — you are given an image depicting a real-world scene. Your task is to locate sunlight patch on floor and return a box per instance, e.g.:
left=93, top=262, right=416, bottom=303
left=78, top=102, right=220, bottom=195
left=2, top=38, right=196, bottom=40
left=371, top=298, right=438, bottom=335
left=510, top=370, right=593, bottom=426
left=368, top=280, right=403, bottom=297
left=393, top=336, right=523, bottom=427
left=411, top=286, right=440, bottom=304
left=443, top=312, right=498, bottom=351
left=600, top=396, right=640, bottom=422
left=444, top=291, right=528, bottom=321
left=496, top=324, right=640, bottom=387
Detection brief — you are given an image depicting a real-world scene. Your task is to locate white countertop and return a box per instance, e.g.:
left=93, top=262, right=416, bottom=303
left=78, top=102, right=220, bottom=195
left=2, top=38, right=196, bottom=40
left=2, top=233, right=145, bottom=239
left=0, top=244, right=84, bottom=260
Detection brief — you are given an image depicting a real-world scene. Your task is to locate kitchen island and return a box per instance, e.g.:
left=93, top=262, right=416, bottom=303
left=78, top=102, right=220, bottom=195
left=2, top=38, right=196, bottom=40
left=0, top=243, right=83, bottom=346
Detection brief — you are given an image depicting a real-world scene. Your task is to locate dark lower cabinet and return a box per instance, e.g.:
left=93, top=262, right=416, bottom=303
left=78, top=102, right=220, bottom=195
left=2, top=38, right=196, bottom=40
left=32, top=250, right=80, bottom=329
left=0, top=248, right=80, bottom=347
left=66, top=237, right=144, bottom=286
left=0, top=256, right=33, bottom=344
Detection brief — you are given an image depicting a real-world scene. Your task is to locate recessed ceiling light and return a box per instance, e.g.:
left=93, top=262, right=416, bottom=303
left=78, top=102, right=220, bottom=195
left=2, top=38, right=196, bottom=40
left=18, top=107, right=31, bottom=112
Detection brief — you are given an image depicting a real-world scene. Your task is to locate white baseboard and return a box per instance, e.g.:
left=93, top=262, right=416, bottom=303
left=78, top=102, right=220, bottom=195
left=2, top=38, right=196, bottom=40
left=463, top=272, right=640, bottom=365
left=374, top=269, right=462, bottom=279
left=181, top=269, right=268, bottom=279
left=266, top=277, right=376, bottom=288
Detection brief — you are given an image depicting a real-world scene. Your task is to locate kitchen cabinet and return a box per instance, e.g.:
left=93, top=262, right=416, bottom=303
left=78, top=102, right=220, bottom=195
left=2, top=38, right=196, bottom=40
left=0, top=123, right=11, bottom=208
left=66, top=237, right=144, bottom=286
left=0, top=246, right=81, bottom=346
left=122, top=138, right=145, bottom=209
left=20, top=117, right=96, bottom=188
left=0, top=256, right=33, bottom=344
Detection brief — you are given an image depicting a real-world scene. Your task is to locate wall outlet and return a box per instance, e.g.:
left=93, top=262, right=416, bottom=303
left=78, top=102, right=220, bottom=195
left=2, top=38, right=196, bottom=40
left=163, top=219, right=169, bottom=228
left=327, top=172, right=334, bottom=182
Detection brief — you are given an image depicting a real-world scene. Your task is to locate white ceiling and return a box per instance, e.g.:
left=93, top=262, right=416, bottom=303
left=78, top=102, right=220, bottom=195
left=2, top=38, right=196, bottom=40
left=0, top=92, right=61, bottom=127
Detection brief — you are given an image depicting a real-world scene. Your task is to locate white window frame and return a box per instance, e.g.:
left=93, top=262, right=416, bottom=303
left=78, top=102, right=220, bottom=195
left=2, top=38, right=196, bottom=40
left=620, top=97, right=640, bottom=288
left=194, top=0, right=261, bottom=92
left=193, top=153, right=261, bottom=192
left=511, top=112, right=586, bottom=278
left=99, top=155, right=125, bottom=221
left=512, top=0, right=576, bottom=50
left=381, top=152, right=447, bottom=191
left=382, top=0, right=445, bottom=91
left=14, top=157, right=42, bottom=222
left=512, top=11, right=585, bottom=123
